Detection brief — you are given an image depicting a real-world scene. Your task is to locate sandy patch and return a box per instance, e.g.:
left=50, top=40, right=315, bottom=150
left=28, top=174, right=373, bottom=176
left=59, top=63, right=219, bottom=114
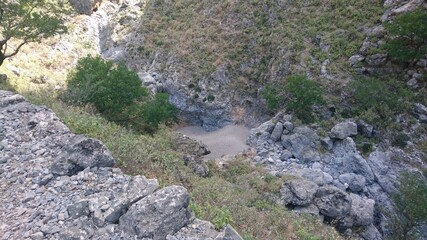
left=178, top=125, right=250, bottom=160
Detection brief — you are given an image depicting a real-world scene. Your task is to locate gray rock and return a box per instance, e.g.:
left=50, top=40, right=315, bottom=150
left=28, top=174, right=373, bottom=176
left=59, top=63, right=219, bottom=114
left=280, top=179, right=319, bottom=206
left=314, top=186, right=352, bottom=218
left=270, top=122, right=283, bottom=142
left=51, top=135, right=115, bottom=176
left=283, top=121, right=294, bottom=133
left=292, top=168, right=327, bottom=186
left=329, top=121, right=357, bottom=140
left=365, top=54, right=387, bottom=66
left=367, top=151, right=399, bottom=193
left=67, top=201, right=90, bottom=219
left=183, top=155, right=210, bottom=177
left=280, top=150, right=293, bottom=161
left=68, top=0, right=100, bottom=15
left=339, top=173, right=366, bottom=192
left=349, top=55, right=365, bottom=66
left=320, top=137, right=333, bottom=151
left=357, top=120, right=374, bottom=138
left=166, top=219, right=219, bottom=240
left=293, top=204, right=320, bottom=216
left=360, top=224, right=383, bottom=240
left=216, top=224, right=244, bottom=240
left=281, top=126, right=320, bottom=162
left=340, top=194, right=375, bottom=228
left=119, top=185, right=192, bottom=240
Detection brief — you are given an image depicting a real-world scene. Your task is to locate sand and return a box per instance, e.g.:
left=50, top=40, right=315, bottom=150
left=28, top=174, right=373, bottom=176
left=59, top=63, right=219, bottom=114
left=178, top=125, right=250, bottom=160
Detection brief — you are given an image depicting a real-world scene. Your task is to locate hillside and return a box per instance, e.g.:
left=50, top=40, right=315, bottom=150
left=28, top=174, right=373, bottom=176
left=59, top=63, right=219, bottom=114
left=1, top=0, right=427, bottom=239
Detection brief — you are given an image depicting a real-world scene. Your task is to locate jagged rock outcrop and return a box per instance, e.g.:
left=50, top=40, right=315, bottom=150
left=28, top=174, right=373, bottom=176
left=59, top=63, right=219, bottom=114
left=247, top=112, right=426, bottom=239
left=0, top=90, right=242, bottom=240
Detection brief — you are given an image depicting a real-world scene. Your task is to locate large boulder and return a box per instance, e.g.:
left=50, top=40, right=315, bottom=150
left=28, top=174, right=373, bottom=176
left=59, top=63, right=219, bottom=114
left=51, top=135, right=115, bottom=176
left=329, top=121, right=357, bottom=140
left=280, top=179, right=319, bottom=207
left=119, top=186, right=193, bottom=240
left=339, top=194, right=375, bottom=228
left=281, top=126, right=320, bottom=163
left=314, top=186, right=352, bottom=219
left=339, top=173, right=366, bottom=193
left=68, top=0, right=102, bottom=15
left=270, top=122, right=283, bottom=142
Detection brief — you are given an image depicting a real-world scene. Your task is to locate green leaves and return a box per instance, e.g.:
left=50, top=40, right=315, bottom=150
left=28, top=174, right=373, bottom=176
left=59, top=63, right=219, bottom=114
left=63, top=55, right=176, bottom=133
left=262, top=74, right=325, bottom=123
left=382, top=8, right=427, bottom=63
left=0, top=0, right=69, bottom=65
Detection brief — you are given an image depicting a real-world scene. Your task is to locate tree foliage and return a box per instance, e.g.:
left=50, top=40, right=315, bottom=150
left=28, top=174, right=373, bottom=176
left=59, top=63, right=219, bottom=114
left=390, top=172, right=427, bottom=239
left=63, top=55, right=176, bottom=133
left=382, top=8, right=427, bottom=63
left=0, top=0, right=68, bottom=66
left=262, top=74, right=324, bottom=123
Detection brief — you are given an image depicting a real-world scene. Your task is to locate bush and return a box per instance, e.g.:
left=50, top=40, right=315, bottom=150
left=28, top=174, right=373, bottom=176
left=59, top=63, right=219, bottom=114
left=262, top=74, right=324, bottom=123
left=382, top=9, right=427, bottom=63
left=390, top=172, right=427, bottom=239
left=63, top=55, right=176, bottom=133
left=349, top=77, right=413, bottom=125
left=63, top=55, right=148, bottom=121
left=285, top=74, right=325, bottom=123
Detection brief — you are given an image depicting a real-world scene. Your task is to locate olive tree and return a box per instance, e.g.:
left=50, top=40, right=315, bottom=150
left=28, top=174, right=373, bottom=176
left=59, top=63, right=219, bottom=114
left=0, top=0, right=68, bottom=66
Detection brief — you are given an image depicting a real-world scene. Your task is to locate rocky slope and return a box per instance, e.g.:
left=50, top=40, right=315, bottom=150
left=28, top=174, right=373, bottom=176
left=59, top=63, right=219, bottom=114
left=247, top=111, right=427, bottom=239
left=0, top=90, right=242, bottom=240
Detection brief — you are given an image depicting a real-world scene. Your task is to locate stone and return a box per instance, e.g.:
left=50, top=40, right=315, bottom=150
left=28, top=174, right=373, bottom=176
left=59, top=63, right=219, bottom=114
left=218, top=224, right=244, bottom=240
left=183, top=155, right=210, bottom=177
left=292, top=168, right=327, bottom=186
left=119, top=186, right=193, bottom=240
left=280, top=150, right=293, bottom=161
left=349, top=55, right=365, bottom=66
left=329, top=121, right=357, bottom=140
left=359, top=224, right=383, bottom=240
left=280, top=179, right=319, bottom=206
left=270, top=122, right=283, bottom=142
left=357, top=120, right=374, bottom=138
left=67, top=201, right=90, bottom=219
left=340, top=194, right=375, bottom=228
left=51, top=135, right=115, bottom=176
left=281, top=126, right=320, bottom=162
left=365, top=54, right=387, bottom=66
left=314, top=186, right=352, bottom=218
left=339, top=173, right=366, bottom=192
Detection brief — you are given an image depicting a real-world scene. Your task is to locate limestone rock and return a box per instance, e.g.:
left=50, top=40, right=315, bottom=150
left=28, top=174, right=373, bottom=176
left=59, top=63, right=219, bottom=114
left=329, top=121, right=357, bottom=140
left=51, top=135, right=115, bottom=176
left=119, top=185, right=193, bottom=239
left=281, top=126, right=320, bottom=162
left=339, top=173, right=366, bottom=193
left=270, top=122, right=283, bottom=142
left=280, top=179, right=319, bottom=207
left=314, top=186, right=352, bottom=218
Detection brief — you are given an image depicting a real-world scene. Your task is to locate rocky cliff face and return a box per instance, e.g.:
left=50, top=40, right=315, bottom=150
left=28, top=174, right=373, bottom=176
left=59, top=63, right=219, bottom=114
left=0, top=90, right=241, bottom=240
left=247, top=112, right=427, bottom=239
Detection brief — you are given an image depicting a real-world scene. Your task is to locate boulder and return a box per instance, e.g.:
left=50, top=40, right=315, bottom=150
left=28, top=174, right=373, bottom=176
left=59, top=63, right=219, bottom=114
left=357, top=120, right=374, bottom=138
left=281, top=126, right=320, bottom=162
left=314, top=186, right=352, bottom=218
left=340, top=194, right=375, bottom=228
left=51, top=135, right=115, bottom=176
left=172, top=134, right=210, bottom=157
left=119, top=186, right=192, bottom=240
left=291, top=168, right=327, bottom=186
left=365, top=54, right=387, bottom=66
left=349, top=55, right=365, bottom=66
left=270, top=122, right=284, bottom=141
left=329, top=121, right=357, bottom=140
left=183, top=155, right=210, bottom=177
left=359, top=224, right=383, bottom=240
left=280, top=179, right=319, bottom=207
left=339, top=173, right=366, bottom=192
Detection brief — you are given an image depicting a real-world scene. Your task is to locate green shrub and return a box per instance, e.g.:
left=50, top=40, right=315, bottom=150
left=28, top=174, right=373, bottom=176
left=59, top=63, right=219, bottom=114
left=349, top=77, right=413, bottom=126
left=392, top=133, right=410, bottom=148
left=390, top=172, right=427, bottom=239
left=262, top=83, right=284, bottom=111
left=63, top=55, right=176, bottom=133
left=285, top=74, right=325, bottom=123
left=63, top=55, right=148, bottom=121
left=382, top=8, right=427, bottom=63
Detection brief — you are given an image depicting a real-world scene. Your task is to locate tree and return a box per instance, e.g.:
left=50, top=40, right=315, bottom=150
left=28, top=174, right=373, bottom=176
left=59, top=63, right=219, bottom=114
left=382, top=8, right=427, bottom=63
left=0, top=0, right=68, bottom=66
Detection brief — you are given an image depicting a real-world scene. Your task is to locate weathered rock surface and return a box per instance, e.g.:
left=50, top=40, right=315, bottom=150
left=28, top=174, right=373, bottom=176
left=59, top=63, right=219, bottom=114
left=280, top=179, right=319, bottom=207
left=247, top=110, right=427, bottom=239
left=0, top=91, right=240, bottom=240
